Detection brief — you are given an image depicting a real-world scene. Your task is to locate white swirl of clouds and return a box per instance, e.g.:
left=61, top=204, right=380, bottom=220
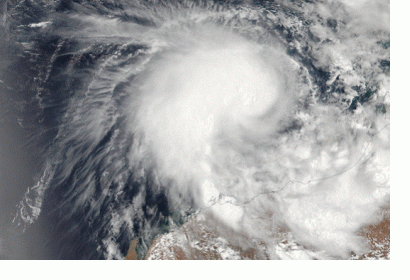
left=7, top=0, right=389, bottom=259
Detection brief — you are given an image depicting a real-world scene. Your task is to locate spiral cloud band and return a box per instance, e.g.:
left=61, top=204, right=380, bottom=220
left=0, top=0, right=389, bottom=259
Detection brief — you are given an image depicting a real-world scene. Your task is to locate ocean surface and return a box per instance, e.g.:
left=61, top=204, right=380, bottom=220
left=0, top=0, right=389, bottom=260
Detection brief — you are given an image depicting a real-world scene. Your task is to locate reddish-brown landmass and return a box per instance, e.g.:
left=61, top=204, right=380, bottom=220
left=125, top=204, right=390, bottom=260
